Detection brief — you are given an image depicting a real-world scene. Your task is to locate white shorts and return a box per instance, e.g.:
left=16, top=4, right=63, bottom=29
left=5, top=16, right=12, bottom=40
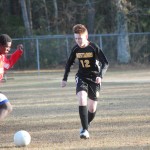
left=0, top=93, right=9, bottom=105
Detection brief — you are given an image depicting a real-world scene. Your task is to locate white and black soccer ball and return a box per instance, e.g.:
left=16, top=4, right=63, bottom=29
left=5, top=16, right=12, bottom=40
left=14, top=130, right=31, bottom=147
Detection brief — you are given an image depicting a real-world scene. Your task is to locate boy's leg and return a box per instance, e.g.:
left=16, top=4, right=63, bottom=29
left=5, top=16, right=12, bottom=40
left=87, top=82, right=100, bottom=125
left=76, top=76, right=89, bottom=139
left=0, top=93, right=12, bottom=121
left=77, top=91, right=89, bottom=139
left=77, top=91, right=88, bottom=130
left=88, top=100, right=97, bottom=124
left=0, top=102, right=13, bottom=121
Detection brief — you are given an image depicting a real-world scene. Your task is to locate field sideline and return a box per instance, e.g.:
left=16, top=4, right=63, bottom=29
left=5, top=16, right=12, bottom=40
left=0, top=68, right=150, bottom=150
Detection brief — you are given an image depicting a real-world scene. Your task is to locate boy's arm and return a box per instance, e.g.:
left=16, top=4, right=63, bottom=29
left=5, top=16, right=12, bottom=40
left=62, top=50, right=76, bottom=81
left=4, top=49, right=23, bottom=70
left=97, top=48, right=109, bottom=78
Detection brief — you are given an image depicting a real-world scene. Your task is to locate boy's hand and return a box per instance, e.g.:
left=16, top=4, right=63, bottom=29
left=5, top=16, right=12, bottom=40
left=96, top=77, right=102, bottom=85
left=17, top=44, right=23, bottom=50
left=61, top=80, right=67, bottom=87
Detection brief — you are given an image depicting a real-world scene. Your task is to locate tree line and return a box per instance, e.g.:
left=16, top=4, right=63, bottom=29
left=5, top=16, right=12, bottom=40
left=0, top=0, right=149, bottom=65
left=0, top=0, right=149, bottom=36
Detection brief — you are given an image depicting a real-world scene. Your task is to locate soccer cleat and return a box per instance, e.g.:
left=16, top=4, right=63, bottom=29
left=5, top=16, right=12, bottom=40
left=80, top=129, right=90, bottom=139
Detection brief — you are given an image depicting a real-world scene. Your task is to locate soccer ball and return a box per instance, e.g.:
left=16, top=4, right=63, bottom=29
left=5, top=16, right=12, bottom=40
left=14, top=130, right=31, bottom=147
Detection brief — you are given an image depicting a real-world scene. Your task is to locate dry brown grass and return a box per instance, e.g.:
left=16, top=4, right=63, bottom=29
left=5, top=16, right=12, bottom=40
left=0, top=68, right=150, bottom=150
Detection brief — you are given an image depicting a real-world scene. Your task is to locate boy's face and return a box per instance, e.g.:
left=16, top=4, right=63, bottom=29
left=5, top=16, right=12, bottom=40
left=0, top=42, right=12, bottom=55
left=74, top=33, right=88, bottom=48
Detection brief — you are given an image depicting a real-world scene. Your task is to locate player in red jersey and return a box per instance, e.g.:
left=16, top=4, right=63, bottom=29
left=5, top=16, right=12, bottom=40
left=0, top=34, right=23, bottom=121
left=61, top=24, right=109, bottom=139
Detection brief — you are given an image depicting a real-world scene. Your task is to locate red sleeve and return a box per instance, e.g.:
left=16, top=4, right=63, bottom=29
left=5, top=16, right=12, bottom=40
left=4, top=49, right=23, bottom=70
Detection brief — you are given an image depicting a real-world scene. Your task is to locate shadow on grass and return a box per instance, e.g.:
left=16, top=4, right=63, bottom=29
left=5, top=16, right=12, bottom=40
left=70, top=145, right=150, bottom=150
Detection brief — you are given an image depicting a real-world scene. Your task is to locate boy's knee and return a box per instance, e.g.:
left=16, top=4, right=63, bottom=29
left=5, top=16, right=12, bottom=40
left=8, top=105, right=13, bottom=113
left=1, top=102, right=13, bottom=113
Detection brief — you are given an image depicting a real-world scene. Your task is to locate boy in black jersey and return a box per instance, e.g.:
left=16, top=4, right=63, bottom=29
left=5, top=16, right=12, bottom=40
left=61, top=24, right=109, bottom=139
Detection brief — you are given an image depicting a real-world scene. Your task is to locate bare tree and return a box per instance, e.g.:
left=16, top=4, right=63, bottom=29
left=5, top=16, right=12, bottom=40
left=43, top=0, right=50, bottom=32
left=53, top=0, right=58, bottom=34
left=26, top=0, right=33, bottom=31
left=86, top=0, right=95, bottom=34
left=116, top=0, right=131, bottom=63
left=20, top=0, right=32, bottom=36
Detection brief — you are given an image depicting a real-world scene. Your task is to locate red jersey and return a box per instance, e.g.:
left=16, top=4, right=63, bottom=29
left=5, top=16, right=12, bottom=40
left=0, top=49, right=23, bottom=80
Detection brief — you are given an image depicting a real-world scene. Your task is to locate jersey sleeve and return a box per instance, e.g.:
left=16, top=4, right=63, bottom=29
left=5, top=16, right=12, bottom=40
left=4, top=49, right=23, bottom=70
left=96, top=46, right=109, bottom=78
left=63, top=48, right=76, bottom=81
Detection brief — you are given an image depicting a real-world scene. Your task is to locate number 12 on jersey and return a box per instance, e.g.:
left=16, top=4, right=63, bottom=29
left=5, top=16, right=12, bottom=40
left=80, top=60, right=90, bottom=68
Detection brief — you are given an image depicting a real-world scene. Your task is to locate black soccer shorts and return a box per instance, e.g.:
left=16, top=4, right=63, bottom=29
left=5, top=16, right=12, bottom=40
left=75, top=75, right=100, bottom=101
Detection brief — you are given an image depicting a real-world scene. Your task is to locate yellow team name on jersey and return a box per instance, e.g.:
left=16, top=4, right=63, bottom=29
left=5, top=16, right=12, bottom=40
left=76, top=52, right=93, bottom=58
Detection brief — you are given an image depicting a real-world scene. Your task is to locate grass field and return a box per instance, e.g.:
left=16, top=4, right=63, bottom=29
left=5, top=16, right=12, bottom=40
left=0, top=68, right=150, bottom=150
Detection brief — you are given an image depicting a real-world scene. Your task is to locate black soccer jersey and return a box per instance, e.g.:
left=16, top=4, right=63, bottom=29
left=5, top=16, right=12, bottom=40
left=63, top=42, right=109, bottom=81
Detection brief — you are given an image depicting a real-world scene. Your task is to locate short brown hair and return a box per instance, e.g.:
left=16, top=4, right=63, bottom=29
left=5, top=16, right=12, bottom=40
left=73, top=24, right=88, bottom=34
left=0, top=34, right=12, bottom=46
